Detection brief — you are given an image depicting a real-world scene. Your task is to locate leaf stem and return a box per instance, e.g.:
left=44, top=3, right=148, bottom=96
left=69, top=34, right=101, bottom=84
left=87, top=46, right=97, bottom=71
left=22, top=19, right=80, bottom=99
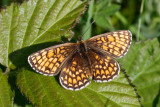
left=137, top=0, right=144, bottom=41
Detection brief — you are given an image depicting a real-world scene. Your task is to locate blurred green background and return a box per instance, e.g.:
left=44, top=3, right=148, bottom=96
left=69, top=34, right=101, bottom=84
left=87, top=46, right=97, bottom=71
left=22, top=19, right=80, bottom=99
left=73, top=0, right=160, bottom=41
left=1, top=0, right=160, bottom=41
left=0, top=0, right=160, bottom=107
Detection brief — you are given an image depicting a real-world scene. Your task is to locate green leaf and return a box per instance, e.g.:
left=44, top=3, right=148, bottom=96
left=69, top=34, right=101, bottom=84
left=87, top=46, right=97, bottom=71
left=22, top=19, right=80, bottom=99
left=94, top=15, right=112, bottom=29
left=17, top=68, right=141, bottom=106
left=95, top=0, right=109, bottom=12
left=118, top=38, right=160, bottom=106
left=0, top=0, right=87, bottom=69
left=93, top=4, right=120, bottom=29
left=0, top=68, right=14, bottom=107
left=82, top=0, right=94, bottom=40
left=96, top=4, right=120, bottom=16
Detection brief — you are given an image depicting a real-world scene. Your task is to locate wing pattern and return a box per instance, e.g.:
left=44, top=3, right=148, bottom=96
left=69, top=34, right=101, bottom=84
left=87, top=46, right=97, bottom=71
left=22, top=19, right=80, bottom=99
left=86, top=30, right=132, bottom=58
left=60, top=52, right=90, bottom=91
left=88, top=49, right=120, bottom=82
left=28, top=43, right=76, bottom=76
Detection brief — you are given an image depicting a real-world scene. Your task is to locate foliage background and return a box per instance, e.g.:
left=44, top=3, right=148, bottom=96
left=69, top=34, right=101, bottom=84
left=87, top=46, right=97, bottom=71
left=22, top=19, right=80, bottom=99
left=0, top=0, right=160, bottom=107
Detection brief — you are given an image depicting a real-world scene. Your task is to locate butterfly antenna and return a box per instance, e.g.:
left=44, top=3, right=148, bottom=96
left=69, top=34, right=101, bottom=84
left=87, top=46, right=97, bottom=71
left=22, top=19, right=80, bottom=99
left=81, top=20, right=95, bottom=37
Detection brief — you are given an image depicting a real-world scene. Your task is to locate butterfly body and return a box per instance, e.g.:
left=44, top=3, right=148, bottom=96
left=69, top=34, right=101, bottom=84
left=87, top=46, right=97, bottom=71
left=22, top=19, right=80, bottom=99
left=77, top=40, right=92, bottom=77
left=28, top=30, right=132, bottom=91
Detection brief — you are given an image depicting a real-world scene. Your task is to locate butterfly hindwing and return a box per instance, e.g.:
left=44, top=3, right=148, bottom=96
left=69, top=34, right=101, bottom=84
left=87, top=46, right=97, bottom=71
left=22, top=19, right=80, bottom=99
left=60, top=52, right=90, bottom=91
left=88, top=49, right=120, bottom=82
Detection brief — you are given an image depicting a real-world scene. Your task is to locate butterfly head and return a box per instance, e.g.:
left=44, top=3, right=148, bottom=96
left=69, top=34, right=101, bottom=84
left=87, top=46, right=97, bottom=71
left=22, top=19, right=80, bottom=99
left=77, top=36, right=82, bottom=42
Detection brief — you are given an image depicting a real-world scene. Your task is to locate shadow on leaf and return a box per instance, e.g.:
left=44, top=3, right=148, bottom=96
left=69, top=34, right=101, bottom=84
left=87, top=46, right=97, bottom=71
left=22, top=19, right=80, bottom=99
left=9, top=38, right=71, bottom=85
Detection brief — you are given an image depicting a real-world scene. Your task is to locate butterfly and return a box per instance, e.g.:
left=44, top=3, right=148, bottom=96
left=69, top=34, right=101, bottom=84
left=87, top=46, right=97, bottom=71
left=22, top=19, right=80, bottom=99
left=28, top=30, right=132, bottom=91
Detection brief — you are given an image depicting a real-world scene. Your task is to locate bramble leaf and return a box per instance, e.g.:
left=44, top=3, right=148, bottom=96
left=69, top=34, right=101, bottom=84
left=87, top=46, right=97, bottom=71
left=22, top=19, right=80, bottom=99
left=17, top=68, right=141, bottom=106
left=0, top=68, right=14, bottom=107
left=118, top=38, right=160, bottom=106
left=0, top=0, right=87, bottom=69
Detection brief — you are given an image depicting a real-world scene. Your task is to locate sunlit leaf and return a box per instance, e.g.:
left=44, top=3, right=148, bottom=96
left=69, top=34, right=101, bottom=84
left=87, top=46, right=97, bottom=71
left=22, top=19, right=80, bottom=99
left=0, top=68, right=14, bottom=107
left=17, top=68, right=141, bottom=106
left=0, top=0, right=87, bottom=69
left=118, top=38, right=160, bottom=106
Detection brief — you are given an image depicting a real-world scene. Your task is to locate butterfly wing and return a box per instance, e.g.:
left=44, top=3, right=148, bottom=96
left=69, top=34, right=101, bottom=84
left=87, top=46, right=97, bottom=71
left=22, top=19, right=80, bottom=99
left=60, top=52, right=90, bottom=91
left=85, top=30, right=132, bottom=58
left=88, top=49, right=120, bottom=82
left=28, top=43, right=76, bottom=76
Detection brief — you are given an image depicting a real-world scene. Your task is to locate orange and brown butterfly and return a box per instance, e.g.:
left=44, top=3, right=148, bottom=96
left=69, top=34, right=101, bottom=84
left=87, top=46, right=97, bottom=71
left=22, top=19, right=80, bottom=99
left=28, top=30, right=132, bottom=91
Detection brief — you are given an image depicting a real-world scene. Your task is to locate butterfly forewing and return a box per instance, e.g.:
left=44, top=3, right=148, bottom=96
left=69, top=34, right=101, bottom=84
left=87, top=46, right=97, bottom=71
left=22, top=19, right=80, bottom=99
left=88, top=49, right=120, bottom=82
left=60, top=52, right=90, bottom=91
left=28, top=43, right=76, bottom=76
left=85, top=30, right=132, bottom=58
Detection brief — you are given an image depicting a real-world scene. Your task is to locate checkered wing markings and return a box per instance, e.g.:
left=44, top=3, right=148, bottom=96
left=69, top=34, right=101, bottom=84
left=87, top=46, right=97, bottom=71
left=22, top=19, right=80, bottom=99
left=85, top=30, right=132, bottom=58
left=28, top=43, right=76, bottom=76
left=60, top=52, right=90, bottom=91
left=88, top=50, right=120, bottom=82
